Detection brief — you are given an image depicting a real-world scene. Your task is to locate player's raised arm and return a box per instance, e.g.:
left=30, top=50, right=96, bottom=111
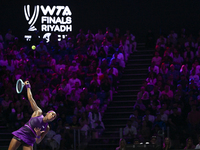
left=25, top=81, right=42, bottom=116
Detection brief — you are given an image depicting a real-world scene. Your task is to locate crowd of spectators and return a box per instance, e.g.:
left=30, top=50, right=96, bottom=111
left=122, top=28, right=200, bottom=149
left=0, top=28, right=137, bottom=149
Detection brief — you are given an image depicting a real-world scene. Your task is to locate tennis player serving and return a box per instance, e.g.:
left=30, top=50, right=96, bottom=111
left=8, top=81, right=57, bottom=150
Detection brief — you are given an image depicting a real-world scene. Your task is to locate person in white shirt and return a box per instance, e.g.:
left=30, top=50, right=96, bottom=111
left=88, top=107, right=105, bottom=129
left=189, top=69, right=199, bottom=84
left=152, top=52, right=162, bottom=66
left=68, top=72, right=81, bottom=88
left=73, top=82, right=83, bottom=101
left=124, top=30, right=137, bottom=52
left=143, top=109, right=155, bottom=123
left=123, top=120, right=137, bottom=137
left=148, top=61, right=159, bottom=75
left=60, top=79, right=71, bottom=96
left=195, top=136, right=200, bottom=149
left=107, top=65, right=118, bottom=77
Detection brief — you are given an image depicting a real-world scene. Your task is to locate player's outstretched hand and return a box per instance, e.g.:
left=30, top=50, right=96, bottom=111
left=34, top=127, right=45, bottom=137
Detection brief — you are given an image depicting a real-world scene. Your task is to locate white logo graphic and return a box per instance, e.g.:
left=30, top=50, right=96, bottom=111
left=24, top=5, right=72, bottom=42
left=43, top=33, right=51, bottom=43
left=24, top=5, right=40, bottom=31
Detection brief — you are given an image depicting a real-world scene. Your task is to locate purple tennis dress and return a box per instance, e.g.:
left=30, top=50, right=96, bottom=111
left=12, top=115, right=48, bottom=146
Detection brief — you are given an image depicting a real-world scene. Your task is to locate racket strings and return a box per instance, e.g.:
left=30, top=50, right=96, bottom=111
left=18, top=81, right=22, bottom=92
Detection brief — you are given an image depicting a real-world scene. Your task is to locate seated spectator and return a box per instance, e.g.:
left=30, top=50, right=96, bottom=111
left=167, top=64, right=180, bottom=82
left=156, top=35, right=166, bottom=48
left=134, top=101, right=146, bottom=114
left=60, top=79, right=71, bottom=96
left=74, top=101, right=85, bottom=115
left=152, top=52, right=162, bottom=66
left=55, top=88, right=65, bottom=102
left=123, top=119, right=137, bottom=138
left=43, top=129, right=61, bottom=150
left=160, top=63, right=168, bottom=78
left=162, top=137, right=173, bottom=150
left=146, top=72, right=157, bottom=86
left=159, top=108, right=168, bottom=122
left=173, top=50, right=183, bottom=70
left=142, top=109, right=155, bottom=123
left=95, top=29, right=104, bottom=44
left=86, top=98, right=94, bottom=112
left=184, top=46, right=194, bottom=61
left=116, top=138, right=127, bottom=150
left=70, top=116, right=81, bottom=130
left=89, top=74, right=100, bottom=93
left=36, top=40, right=48, bottom=56
left=150, top=136, right=161, bottom=150
left=139, top=120, right=151, bottom=142
left=189, top=68, right=199, bottom=84
left=68, top=60, right=78, bottom=73
left=180, top=64, right=189, bottom=77
left=129, top=115, right=139, bottom=129
left=161, top=85, right=173, bottom=99
left=184, top=137, right=195, bottom=149
left=55, top=59, right=66, bottom=74
left=150, top=85, right=161, bottom=101
left=79, top=112, right=90, bottom=136
left=137, top=86, right=149, bottom=101
left=195, top=136, right=200, bottom=149
left=177, top=74, right=188, bottom=90
left=68, top=72, right=81, bottom=88
left=148, top=61, right=159, bottom=75
left=88, top=107, right=105, bottom=129
left=153, top=114, right=166, bottom=130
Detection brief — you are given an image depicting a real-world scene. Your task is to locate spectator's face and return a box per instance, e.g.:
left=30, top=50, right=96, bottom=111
left=157, top=115, right=161, bottom=120
left=78, top=101, right=82, bottom=107
left=151, top=138, right=156, bottom=144
left=173, top=108, right=177, bottom=114
left=187, top=139, right=192, bottom=146
left=165, top=138, right=170, bottom=145
left=160, top=109, right=164, bottom=114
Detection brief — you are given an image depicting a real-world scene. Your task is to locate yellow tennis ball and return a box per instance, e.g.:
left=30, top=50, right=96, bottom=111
left=32, top=45, right=36, bottom=50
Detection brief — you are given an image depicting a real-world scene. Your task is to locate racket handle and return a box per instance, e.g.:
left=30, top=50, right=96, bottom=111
left=26, top=84, right=31, bottom=89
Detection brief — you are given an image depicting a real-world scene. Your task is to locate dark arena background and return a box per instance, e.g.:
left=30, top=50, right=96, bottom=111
left=0, top=0, right=200, bottom=150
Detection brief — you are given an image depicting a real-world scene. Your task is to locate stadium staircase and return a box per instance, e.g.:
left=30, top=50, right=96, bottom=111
left=86, top=43, right=154, bottom=150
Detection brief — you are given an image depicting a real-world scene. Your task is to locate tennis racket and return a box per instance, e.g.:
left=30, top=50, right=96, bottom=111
left=16, top=79, right=25, bottom=94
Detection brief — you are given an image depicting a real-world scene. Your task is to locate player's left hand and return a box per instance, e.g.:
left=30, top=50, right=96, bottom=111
left=34, top=127, right=45, bottom=136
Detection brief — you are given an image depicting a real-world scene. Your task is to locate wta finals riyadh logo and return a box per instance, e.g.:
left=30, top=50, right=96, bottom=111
left=24, top=5, right=72, bottom=42
left=24, top=5, right=39, bottom=31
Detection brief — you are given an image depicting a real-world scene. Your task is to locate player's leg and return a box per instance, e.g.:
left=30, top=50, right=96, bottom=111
left=8, top=138, right=21, bottom=150
left=23, top=145, right=33, bottom=150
